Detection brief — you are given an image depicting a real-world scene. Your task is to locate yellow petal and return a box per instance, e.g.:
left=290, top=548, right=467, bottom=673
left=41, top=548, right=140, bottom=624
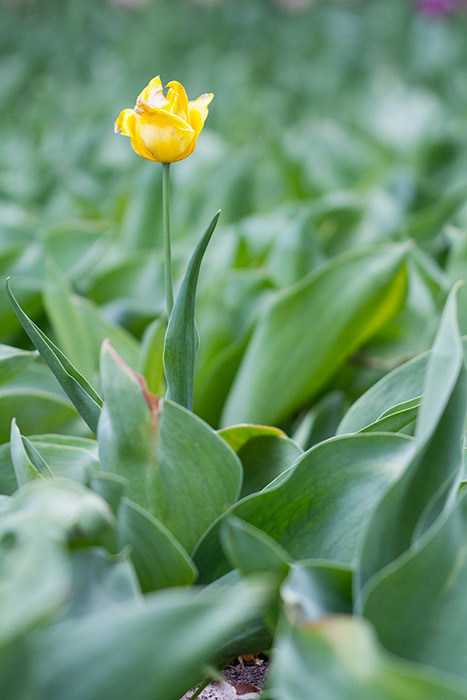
left=165, top=80, right=190, bottom=121
left=188, top=93, right=214, bottom=137
left=114, top=76, right=213, bottom=163
left=135, top=101, right=193, bottom=134
left=137, top=117, right=196, bottom=163
left=137, top=75, right=166, bottom=107
left=114, top=108, right=137, bottom=136
left=114, top=109, right=159, bottom=161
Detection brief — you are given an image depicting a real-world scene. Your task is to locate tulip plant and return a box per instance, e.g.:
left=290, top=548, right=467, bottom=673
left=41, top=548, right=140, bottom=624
left=114, top=76, right=217, bottom=411
left=2, top=74, right=467, bottom=700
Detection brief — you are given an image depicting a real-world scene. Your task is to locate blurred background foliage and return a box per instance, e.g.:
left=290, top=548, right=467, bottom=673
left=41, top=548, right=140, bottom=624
left=0, top=0, right=467, bottom=436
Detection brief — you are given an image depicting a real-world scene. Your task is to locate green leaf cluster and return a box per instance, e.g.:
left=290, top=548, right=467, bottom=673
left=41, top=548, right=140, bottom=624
left=1, top=269, right=467, bottom=698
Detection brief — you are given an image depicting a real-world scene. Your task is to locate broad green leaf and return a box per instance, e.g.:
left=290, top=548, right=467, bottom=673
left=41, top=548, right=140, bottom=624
left=404, top=182, right=467, bottom=243
left=338, top=340, right=467, bottom=436
left=281, top=560, right=353, bottom=621
left=222, top=243, right=409, bottom=426
left=0, top=511, right=70, bottom=644
left=117, top=498, right=196, bottom=592
left=0, top=344, right=37, bottom=386
left=28, top=580, right=269, bottom=700
left=201, top=569, right=274, bottom=658
left=98, top=342, right=242, bottom=552
left=193, top=270, right=273, bottom=427
left=0, top=370, right=85, bottom=444
left=0, top=434, right=99, bottom=496
left=6, top=279, right=102, bottom=434
left=267, top=209, right=323, bottom=287
left=220, top=517, right=290, bottom=631
left=337, top=352, right=430, bottom=434
left=0, top=245, right=42, bottom=338
left=0, top=641, right=37, bottom=700
left=268, top=615, right=467, bottom=700
left=65, top=548, right=140, bottom=619
left=44, top=261, right=140, bottom=383
left=359, top=396, right=420, bottom=434
left=220, top=424, right=302, bottom=497
left=193, top=433, right=413, bottom=583
left=88, top=472, right=127, bottom=515
left=118, top=163, right=163, bottom=250
left=358, top=285, right=467, bottom=596
left=30, top=435, right=98, bottom=482
left=163, top=210, right=220, bottom=410
left=10, top=419, right=53, bottom=486
left=237, top=434, right=302, bottom=498
left=43, top=260, right=96, bottom=383
left=139, top=316, right=167, bottom=395
left=219, top=424, right=287, bottom=453
left=293, top=391, right=346, bottom=450
left=193, top=331, right=249, bottom=428
left=43, top=220, right=109, bottom=282
left=364, top=493, right=467, bottom=681
left=6, top=479, right=115, bottom=543
left=220, top=517, right=291, bottom=578
left=85, top=250, right=165, bottom=320
left=74, top=295, right=140, bottom=374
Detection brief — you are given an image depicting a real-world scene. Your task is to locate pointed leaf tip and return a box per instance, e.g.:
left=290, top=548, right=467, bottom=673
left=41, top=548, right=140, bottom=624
left=6, top=278, right=102, bottom=434
left=163, top=210, right=220, bottom=410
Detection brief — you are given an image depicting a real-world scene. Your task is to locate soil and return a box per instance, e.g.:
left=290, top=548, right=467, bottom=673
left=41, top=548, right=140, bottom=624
left=182, top=655, right=269, bottom=699
left=222, top=654, right=269, bottom=690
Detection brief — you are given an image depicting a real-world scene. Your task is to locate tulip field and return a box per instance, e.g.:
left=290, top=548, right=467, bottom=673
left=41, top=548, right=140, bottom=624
left=2, top=0, right=467, bottom=698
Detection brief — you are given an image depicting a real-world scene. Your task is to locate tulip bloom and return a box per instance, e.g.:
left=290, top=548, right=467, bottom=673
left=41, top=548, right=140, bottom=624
left=114, top=76, right=213, bottom=163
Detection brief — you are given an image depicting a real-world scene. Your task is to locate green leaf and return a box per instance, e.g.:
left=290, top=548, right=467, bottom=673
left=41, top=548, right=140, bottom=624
left=0, top=362, right=86, bottom=444
left=359, top=396, right=420, bottom=434
left=404, top=182, right=467, bottom=243
left=139, top=316, right=167, bottom=395
left=10, top=419, right=53, bottom=487
left=219, top=423, right=287, bottom=453
left=220, top=517, right=291, bottom=632
left=222, top=243, right=409, bottom=426
left=163, top=210, right=220, bottom=410
left=194, top=433, right=413, bottom=583
left=292, top=391, right=346, bottom=450
left=6, top=479, right=115, bottom=543
left=43, top=259, right=96, bottom=383
left=280, top=560, right=353, bottom=621
left=0, top=434, right=99, bottom=496
left=268, top=615, right=467, bottom=699
left=0, top=344, right=37, bottom=387
left=118, top=163, right=163, bottom=250
left=337, top=352, right=430, bottom=435
left=117, top=498, right=196, bottom=592
left=219, top=424, right=302, bottom=497
left=30, top=435, right=99, bottom=482
left=87, top=472, right=127, bottom=515
left=98, top=342, right=242, bottom=552
left=6, top=279, right=102, bottom=434
left=358, top=284, right=467, bottom=597
left=220, top=517, right=291, bottom=578
left=364, top=493, right=467, bottom=681
left=0, top=511, right=70, bottom=644
left=43, top=260, right=140, bottom=384
left=238, top=434, right=302, bottom=498
left=0, top=641, right=37, bottom=700
left=28, top=580, right=269, bottom=700
left=200, top=570, right=274, bottom=658
left=65, top=548, right=140, bottom=620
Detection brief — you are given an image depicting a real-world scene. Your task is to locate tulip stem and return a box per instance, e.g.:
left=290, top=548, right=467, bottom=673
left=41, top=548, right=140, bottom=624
left=162, top=162, right=174, bottom=317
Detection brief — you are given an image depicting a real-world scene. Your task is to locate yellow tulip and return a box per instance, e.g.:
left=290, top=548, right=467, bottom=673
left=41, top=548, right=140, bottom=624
left=114, top=76, right=213, bottom=163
